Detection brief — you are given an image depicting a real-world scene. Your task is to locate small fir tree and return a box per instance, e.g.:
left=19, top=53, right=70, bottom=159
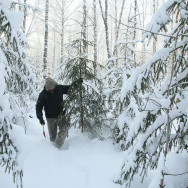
left=55, top=0, right=107, bottom=138
left=56, top=38, right=107, bottom=139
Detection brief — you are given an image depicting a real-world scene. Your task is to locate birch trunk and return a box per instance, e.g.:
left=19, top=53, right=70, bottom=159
left=141, top=0, right=146, bottom=65
left=98, top=0, right=111, bottom=59
left=115, top=0, right=118, bottom=39
left=53, top=31, right=56, bottom=71
left=113, top=0, right=126, bottom=56
left=53, top=11, right=56, bottom=72
left=125, top=26, right=129, bottom=63
left=133, top=0, right=137, bottom=66
left=93, top=0, right=97, bottom=71
left=23, top=0, right=27, bottom=33
left=153, top=0, right=157, bottom=54
left=83, top=0, right=87, bottom=55
left=114, top=0, right=118, bottom=57
left=43, top=0, right=49, bottom=79
left=61, top=0, right=65, bottom=64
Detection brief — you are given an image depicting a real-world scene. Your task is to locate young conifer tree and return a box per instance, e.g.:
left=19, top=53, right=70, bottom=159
left=55, top=0, right=106, bottom=138
left=117, top=0, right=188, bottom=187
left=56, top=37, right=107, bottom=139
left=0, top=1, right=37, bottom=187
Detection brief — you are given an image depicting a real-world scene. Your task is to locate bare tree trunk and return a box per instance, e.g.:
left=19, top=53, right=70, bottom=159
left=111, top=0, right=117, bottom=58
left=61, top=0, right=65, bottom=64
left=83, top=0, right=87, bottom=55
left=113, top=0, right=126, bottom=56
left=140, top=0, right=146, bottom=65
left=53, top=33, right=56, bottom=71
left=125, top=26, right=129, bottom=63
left=23, top=0, right=27, bottom=33
left=80, top=0, right=87, bottom=132
left=133, top=0, right=137, bottom=66
left=141, top=35, right=146, bottom=65
left=160, top=110, right=171, bottom=188
left=153, top=0, right=157, bottom=54
left=104, top=0, right=111, bottom=59
left=83, top=0, right=87, bottom=68
left=53, top=14, right=56, bottom=72
left=68, top=27, right=72, bottom=55
left=43, top=0, right=49, bottom=79
left=80, top=53, right=84, bottom=132
left=98, top=0, right=111, bottom=59
left=114, top=0, right=118, bottom=56
left=93, top=0, right=97, bottom=71
left=160, top=29, right=179, bottom=188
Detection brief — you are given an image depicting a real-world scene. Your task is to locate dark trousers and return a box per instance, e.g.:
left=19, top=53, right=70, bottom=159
left=46, top=114, right=68, bottom=147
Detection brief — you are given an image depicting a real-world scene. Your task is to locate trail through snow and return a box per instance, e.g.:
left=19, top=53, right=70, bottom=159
left=0, top=117, right=124, bottom=188
left=1, top=110, right=187, bottom=188
left=22, top=131, right=123, bottom=188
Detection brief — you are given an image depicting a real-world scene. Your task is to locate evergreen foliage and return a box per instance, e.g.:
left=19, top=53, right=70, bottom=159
left=0, top=1, right=37, bottom=187
left=117, top=0, right=188, bottom=186
left=105, top=10, right=136, bottom=140
left=56, top=38, right=107, bottom=139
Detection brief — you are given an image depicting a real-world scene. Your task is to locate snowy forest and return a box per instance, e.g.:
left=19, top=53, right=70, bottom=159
left=0, top=0, right=187, bottom=187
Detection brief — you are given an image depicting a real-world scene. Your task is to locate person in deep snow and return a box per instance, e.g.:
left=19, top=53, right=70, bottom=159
left=36, top=77, right=82, bottom=148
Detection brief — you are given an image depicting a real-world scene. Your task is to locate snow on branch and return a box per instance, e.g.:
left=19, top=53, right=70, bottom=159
left=11, top=0, right=40, bottom=13
left=117, top=0, right=188, bottom=186
left=142, top=0, right=185, bottom=41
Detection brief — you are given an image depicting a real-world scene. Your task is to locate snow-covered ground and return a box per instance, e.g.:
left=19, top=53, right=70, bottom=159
left=1, top=113, right=188, bottom=188
left=0, top=116, right=124, bottom=188
left=22, top=131, right=123, bottom=188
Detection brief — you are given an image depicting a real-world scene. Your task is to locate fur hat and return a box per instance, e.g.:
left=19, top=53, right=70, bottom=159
left=45, top=77, right=57, bottom=91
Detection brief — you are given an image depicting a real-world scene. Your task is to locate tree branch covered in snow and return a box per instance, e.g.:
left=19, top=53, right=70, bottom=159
left=0, top=1, right=38, bottom=187
left=117, top=0, right=188, bottom=186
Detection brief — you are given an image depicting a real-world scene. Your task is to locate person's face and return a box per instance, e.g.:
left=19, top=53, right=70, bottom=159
left=50, top=86, right=55, bottom=91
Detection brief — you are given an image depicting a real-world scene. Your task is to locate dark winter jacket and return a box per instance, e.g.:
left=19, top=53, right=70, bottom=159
left=36, top=85, right=70, bottom=122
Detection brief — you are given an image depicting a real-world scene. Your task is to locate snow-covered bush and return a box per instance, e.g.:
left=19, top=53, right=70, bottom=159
left=0, top=0, right=37, bottom=187
left=105, top=36, right=136, bottom=140
left=117, top=0, right=188, bottom=187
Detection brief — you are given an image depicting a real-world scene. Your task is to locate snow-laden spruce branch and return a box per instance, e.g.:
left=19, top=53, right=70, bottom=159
left=11, top=1, right=40, bottom=12
left=0, top=1, right=38, bottom=187
left=121, top=39, right=187, bottom=101
left=116, top=0, right=188, bottom=187
left=163, top=171, right=188, bottom=176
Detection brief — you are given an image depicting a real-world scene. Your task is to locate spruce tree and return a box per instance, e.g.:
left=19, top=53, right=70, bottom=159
left=0, top=1, right=37, bottom=187
left=117, top=1, right=188, bottom=187
left=55, top=0, right=106, bottom=138
left=56, top=38, right=106, bottom=139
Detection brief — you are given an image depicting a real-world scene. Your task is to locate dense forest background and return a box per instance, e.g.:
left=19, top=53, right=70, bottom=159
left=0, top=0, right=187, bottom=187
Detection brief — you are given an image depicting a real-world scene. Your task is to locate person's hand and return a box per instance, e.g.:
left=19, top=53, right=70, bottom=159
left=39, top=119, right=45, bottom=125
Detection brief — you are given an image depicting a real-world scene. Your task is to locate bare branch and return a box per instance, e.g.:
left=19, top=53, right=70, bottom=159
left=109, top=15, right=177, bottom=39
left=163, top=171, right=188, bottom=176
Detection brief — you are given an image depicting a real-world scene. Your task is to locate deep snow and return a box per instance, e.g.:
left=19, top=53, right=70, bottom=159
left=0, top=118, right=124, bottom=188
left=0, top=108, right=188, bottom=188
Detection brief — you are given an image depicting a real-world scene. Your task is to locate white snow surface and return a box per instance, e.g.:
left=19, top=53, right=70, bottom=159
left=1, top=105, right=188, bottom=188
left=0, top=112, right=124, bottom=188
